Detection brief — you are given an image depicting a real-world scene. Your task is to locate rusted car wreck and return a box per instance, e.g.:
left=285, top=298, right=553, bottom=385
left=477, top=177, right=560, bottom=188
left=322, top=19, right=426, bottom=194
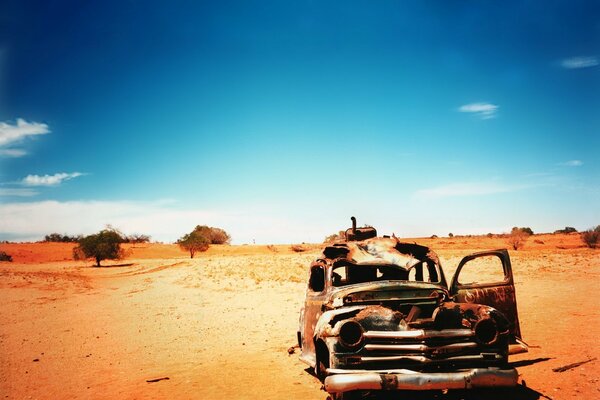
left=298, top=218, right=528, bottom=398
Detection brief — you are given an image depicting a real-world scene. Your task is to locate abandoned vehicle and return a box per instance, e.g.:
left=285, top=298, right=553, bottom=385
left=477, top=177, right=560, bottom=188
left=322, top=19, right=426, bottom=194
left=298, top=218, right=528, bottom=398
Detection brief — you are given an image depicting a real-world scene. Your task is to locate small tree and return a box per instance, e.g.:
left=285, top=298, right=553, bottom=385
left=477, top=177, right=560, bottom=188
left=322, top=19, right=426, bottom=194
left=192, top=225, right=231, bottom=244
left=507, top=229, right=528, bottom=250
left=73, top=229, right=125, bottom=267
left=581, top=226, right=600, bottom=249
left=177, top=231, right=210, bottom=258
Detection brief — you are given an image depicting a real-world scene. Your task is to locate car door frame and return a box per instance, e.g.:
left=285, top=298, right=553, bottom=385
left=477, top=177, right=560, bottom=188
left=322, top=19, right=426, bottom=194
left=299, top=262, right=329, bottom=367
left=450, top=249, right=522, bottom=342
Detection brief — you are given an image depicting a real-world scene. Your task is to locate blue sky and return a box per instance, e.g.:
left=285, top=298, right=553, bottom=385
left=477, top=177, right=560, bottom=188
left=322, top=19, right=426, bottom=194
left=0, top=1, right=598, bottom=243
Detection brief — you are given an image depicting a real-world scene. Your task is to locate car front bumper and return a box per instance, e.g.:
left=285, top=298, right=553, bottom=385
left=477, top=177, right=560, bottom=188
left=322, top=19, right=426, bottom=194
left=324, top=367, right=518, bottom=393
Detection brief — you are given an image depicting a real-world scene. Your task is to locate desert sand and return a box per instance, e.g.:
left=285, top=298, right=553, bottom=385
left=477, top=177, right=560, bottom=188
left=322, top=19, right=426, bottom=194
left=1, top=234, right=599, bottom=399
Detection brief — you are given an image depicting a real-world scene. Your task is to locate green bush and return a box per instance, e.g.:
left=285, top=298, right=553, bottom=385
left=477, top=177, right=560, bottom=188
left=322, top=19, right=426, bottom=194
left=177, top=231, right=210, bottom=258
left=44, top=233, right=82, bottom=242
left=73, top=229, right=125, bottom=267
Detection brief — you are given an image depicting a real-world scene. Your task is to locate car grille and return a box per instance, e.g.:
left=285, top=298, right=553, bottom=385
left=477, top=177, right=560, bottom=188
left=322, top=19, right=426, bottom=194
left=343, top=329, right=503, bottom=370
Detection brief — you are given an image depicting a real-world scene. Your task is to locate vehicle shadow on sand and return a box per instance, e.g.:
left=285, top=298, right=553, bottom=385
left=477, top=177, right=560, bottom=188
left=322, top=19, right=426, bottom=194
left=323, top=385, right=551, bottom=400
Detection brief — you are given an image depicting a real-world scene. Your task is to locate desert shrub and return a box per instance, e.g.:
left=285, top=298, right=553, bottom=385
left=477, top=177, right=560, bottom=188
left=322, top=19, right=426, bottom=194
left=554, top=227, right=578, bottom=234
left=486, top=233, right=494, bottom=238
left=208, top=227, right=231, bottom=244
left=44, top=233, right=82, bottom=242
left=324, top=231, right=345, bottom=243
left=448, top=233, right=454, bottom=238
left=125, top=234, right=151, bottom=243
left=430, top=235, right=438, bottom=239
left=511, top=227, right=533, bottom=236
left=73, top=228, right=125, bottom=267
left=581, top=226, right=600, bottom=249
left=177, top=230, right=210, bottom=258
left=191, top=225, right=231, bottom=245
left=507, top=229, right=528, bottom=250
left=266, top=244, right=278, bottom=253
left=0, top=251, right=13, bottom=262
left=290, top=244, right=306, bottom=252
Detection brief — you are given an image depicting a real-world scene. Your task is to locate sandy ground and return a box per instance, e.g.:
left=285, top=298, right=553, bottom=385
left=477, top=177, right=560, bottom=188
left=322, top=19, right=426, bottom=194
left=1, top=234, right=599, bottom=399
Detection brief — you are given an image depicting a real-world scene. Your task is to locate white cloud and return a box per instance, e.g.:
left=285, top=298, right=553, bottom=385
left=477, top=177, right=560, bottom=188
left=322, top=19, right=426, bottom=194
left=0, top=149, right=27, bottom=157
left=0, top=118, right=50, bottom=147
left=414, top=182, right=525, bottom=199
left=559, top=160, right=583, bottom=167
left=458, top=102, right=498, bottom=119
left=561, top=56, right=598, bottom=69
left=0, top=188, right=38, bottom=197
left=22, top=172, right=84, bottom=186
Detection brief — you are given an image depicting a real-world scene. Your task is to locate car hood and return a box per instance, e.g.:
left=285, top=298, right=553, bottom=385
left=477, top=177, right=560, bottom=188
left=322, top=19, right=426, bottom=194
left=327, top=281, right=448, bottom=308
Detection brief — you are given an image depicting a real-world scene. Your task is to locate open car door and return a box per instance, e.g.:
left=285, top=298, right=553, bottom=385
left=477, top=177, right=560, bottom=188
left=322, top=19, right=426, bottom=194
left=450, top=249, right=526, bottom=352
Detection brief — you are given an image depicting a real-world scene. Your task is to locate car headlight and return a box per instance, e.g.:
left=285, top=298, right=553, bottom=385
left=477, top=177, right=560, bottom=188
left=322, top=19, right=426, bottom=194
left=474, top=317, right=499, bottom=345
left=339, top=320, right=364, bottom=350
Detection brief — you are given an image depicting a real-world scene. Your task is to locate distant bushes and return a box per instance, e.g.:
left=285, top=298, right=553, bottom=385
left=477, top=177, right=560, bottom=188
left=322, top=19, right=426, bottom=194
left=0, top=251, right=13, bottom=262
left=582, top=226, right=600, bottom=249
left=44, top=233, right=82, bottom=243
left=512, top=227, right=534, bottom=236
left=324, top=231, right=345, bottom=243
left=123, top=234, right=151, bottom=244
left=45, top=231, right=151, bottom=244
left=554, top=227, right=578, bottom=234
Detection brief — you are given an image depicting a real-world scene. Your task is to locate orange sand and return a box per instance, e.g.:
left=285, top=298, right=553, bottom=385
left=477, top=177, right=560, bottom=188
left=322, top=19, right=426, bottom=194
left=1, top=234, right=599, bottom=399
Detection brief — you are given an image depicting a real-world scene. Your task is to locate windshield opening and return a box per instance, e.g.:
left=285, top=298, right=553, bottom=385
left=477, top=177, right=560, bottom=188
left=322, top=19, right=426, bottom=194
left=332, top=261, right=441, bottom=287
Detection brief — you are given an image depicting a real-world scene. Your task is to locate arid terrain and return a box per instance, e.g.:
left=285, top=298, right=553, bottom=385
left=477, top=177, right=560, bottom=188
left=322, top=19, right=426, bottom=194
left=1, top=234, right=599, bottom=399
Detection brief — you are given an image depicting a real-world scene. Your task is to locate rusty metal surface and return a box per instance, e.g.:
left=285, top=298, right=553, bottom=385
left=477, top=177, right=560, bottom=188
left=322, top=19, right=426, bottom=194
left=324, top=237, right=441, bottom=270
left=324, top=368, right=519, bottom=392
left=298, top=220, right=525, bottom=395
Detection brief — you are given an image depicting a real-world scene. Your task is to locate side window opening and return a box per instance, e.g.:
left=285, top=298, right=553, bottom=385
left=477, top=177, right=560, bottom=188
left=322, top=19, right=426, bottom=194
left=309, top=265, right=325, bottom=292
left=457, top=255, right=507, bottom=286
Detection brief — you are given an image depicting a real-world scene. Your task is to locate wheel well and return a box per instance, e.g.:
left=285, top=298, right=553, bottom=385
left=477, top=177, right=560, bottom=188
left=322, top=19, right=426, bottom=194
left=315, top=338, right=329, bottom=365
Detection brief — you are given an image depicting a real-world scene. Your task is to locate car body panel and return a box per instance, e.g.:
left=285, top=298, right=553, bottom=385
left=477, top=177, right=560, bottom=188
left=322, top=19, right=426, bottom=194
left=298, top=225, right=525, bottom=395
left=450, top=249, right=522, bottom=340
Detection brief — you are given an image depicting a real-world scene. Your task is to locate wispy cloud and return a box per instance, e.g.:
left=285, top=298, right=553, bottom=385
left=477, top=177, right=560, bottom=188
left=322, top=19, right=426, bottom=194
left=22, top=172, right=84, bottom=186
left=458, top=103, right=498, bottom=119
left=0, top=118, right=50, bottom=157
left=558, top=160, right=583, bottom=167
left=0, top=149, right=27, bottom=157
left=0, top=118, right=49, bottom=145
left=414, top=182, right=526, bottom=199
left=561, top=56, right=598, bottom=69
left=0, top=188, right=39, bottom=197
